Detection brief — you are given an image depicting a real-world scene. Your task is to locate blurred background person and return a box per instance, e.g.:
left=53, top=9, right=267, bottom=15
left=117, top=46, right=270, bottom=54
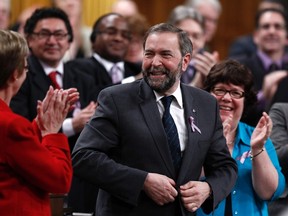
left=52, top=0, right=92, bottom=61
left=228, top=0, right=287, bottom=59
left=237, top=8, right=288, bottom=127
left=168, top=5, right=219, bottom=88
left=185, top=0, right=222, bottom=49
left=9, top=4, right=42, bottom=35
left=111, top=0, right=139, bottom=17
left=269, top=102, right=288, bottom=216
left=66, top=12, right=142, bottom=98
left=0, top=29, right=77, bottom=216
left=0, top=0, right=10, bottom=30
left=124, top=13, right=150, bottom=66
left=198, top=59, right=285, bottom=216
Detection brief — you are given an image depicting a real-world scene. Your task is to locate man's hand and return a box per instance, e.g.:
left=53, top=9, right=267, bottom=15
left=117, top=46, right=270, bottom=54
left=72, top=101, right=97, bottom=133
left=180, top=181, right=211, bottom=212
left=143, top=173, right=178, bottom=205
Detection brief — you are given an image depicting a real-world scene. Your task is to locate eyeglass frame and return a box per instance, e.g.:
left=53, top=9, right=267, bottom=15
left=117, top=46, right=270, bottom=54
left=211, top=87, right=245, bottom=99
left=31, top=30, right=70, bottom=41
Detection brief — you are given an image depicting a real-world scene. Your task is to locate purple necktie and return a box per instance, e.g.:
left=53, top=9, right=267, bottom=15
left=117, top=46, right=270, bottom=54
left=110, top=64, right=122, bottom=84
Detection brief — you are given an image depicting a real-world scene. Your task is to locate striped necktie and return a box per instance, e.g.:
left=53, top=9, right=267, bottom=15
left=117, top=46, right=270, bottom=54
left=161, top=96, right=182, bottom=173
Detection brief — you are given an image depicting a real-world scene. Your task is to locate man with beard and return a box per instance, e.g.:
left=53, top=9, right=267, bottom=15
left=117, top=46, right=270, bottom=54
left=72, top=23, right=237, bottom=216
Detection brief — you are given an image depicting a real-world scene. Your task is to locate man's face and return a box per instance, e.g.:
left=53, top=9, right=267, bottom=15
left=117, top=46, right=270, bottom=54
left=142, top=32, right=191, bottom=95
left=0, top=0, right=10, bottom=29
left=197, top=4, right=219, bottom=43
left=93, top=15, right=131, bottom=62
left=254, top=11, right=287, bottom=54
left=27, top=18, right=70, bottom=67
left=176, top=18, right=205, bottom=57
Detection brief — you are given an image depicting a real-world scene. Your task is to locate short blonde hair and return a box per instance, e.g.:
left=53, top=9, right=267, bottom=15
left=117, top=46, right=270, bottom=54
left=0, top=30, right=29, bottom=88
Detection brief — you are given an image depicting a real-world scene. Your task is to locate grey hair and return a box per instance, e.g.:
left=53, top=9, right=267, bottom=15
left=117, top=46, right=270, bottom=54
left=167, top=5, right=205, bottom=30
left=185, top=0, right=222, bottom=14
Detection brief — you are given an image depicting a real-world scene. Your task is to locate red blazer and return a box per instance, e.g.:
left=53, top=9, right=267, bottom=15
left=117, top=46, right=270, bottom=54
left=0, top=99, right=72, bottom=216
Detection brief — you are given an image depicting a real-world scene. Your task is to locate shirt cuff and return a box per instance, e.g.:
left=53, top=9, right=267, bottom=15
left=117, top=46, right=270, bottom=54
left=62, top=118, right=75, bottom=137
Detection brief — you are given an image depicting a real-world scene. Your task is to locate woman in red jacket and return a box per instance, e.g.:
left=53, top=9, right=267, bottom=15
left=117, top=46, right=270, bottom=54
left=0, top=30, right=78, bottom=215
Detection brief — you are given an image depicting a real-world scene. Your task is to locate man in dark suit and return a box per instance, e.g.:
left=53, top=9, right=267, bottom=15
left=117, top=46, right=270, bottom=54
left=237, top=8, right=288, bottom=127
left=66, top=13, right=142, bottom=97
left=269, top=103, right=288, bottom=216
left=72, top=23, right=237, bottom=216
left=10, top=7, right=98, bottom=214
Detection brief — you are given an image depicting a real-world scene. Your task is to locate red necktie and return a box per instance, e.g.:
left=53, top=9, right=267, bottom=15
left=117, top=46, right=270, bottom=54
left=48, top=71, right=61, bottom=89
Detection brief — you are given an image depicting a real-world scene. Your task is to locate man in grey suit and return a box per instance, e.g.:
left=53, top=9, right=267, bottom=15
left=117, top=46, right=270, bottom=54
left=269, top=103, right=288, bottom=216
left=72, top=23, right=237, bottom=216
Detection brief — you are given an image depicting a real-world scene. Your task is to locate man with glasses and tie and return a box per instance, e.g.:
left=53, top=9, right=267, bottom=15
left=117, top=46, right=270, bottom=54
left=10, top=7, right=98, bottom=214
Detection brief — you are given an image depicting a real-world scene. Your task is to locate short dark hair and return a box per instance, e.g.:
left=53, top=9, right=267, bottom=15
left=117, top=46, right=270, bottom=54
left=204, top=59, right=257, bottom=112
left=255, top=7, right=287, bottom=30
left=24, top=7, right=73, bottom=42
left=90, top=13, right=123, bottom=43
left=142, top=23, right=193, bottom=57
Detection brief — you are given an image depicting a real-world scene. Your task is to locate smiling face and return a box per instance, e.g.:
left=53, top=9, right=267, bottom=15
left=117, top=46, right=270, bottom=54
left=93, top=14, right=131, bottom=63
left=254, top=11, right=287, bottom=55
left=27, top=18, right=70, bottom=67
left=211, top=83, right=245, bottom=130
left=175, top=18, right=205, bottom=57
left=142, top=32, right=191, bottom=95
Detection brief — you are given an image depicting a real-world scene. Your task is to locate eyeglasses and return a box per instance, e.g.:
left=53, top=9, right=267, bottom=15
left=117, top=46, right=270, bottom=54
left=31, top=31, right=69, bottom=41
left=212, top=87, right=245, bottom=99
left=96, top=28, right=131, bottom=40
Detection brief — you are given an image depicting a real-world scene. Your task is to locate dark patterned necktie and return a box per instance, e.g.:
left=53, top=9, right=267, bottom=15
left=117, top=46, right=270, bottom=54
left=48, top=71, right=61, bottom=89
left=161, top=96, right=182, bottom=173
left=268, top=63, right=279, bottom=73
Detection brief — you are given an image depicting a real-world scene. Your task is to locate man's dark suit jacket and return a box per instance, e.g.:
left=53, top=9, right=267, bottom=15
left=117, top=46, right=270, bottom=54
left=10, top=54, right=99, bottom=213
left=237, top=53, right=288, bottom=126
left=72, top=79, right=238, bottom=216
left=66, top=56, right=142, bottom=98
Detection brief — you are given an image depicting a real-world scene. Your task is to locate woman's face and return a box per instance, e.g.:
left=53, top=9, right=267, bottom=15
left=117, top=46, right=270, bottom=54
left=211, top=82, right=245, bottom=130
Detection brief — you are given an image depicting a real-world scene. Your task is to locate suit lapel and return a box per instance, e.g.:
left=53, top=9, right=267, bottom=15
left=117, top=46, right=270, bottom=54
left=28, top=55, right=51, bottom=94
left=177, top=85, right=202, bottom=182
left=138, top=80, right=175, bottom=176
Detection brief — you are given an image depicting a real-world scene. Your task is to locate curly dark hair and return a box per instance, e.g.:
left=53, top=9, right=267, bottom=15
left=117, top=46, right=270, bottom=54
left=204, top=59, right=257, bottom=116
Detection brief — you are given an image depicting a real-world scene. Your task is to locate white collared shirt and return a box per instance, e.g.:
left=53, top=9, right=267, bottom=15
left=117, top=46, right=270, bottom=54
left=155, top=84, right=188, bottom=152
left=93, top=53, right=136, bottom=84
left=40, top=60, right=64, bottom=88
left=39, top=60, right=75, bottom=137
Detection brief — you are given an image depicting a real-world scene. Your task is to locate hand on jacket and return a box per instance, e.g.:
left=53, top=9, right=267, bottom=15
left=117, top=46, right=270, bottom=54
left=180, top=181, right=211, bottom=212
left=143, top=173, right=178, bottom=206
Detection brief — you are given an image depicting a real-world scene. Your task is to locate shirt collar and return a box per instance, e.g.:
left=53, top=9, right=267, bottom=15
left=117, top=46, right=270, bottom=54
left=154, top=83, right=183, bottom=109
left=236, top=122, right=253, bottom=147
left=39, top=60, right=64, bottom=76
left=257, top=50, right=282, bottom=71
left=93, top=53, right=124, bottom=73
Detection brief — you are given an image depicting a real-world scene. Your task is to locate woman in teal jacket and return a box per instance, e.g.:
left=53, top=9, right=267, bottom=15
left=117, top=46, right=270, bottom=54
left=197, top=59, right=285, bottom=216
